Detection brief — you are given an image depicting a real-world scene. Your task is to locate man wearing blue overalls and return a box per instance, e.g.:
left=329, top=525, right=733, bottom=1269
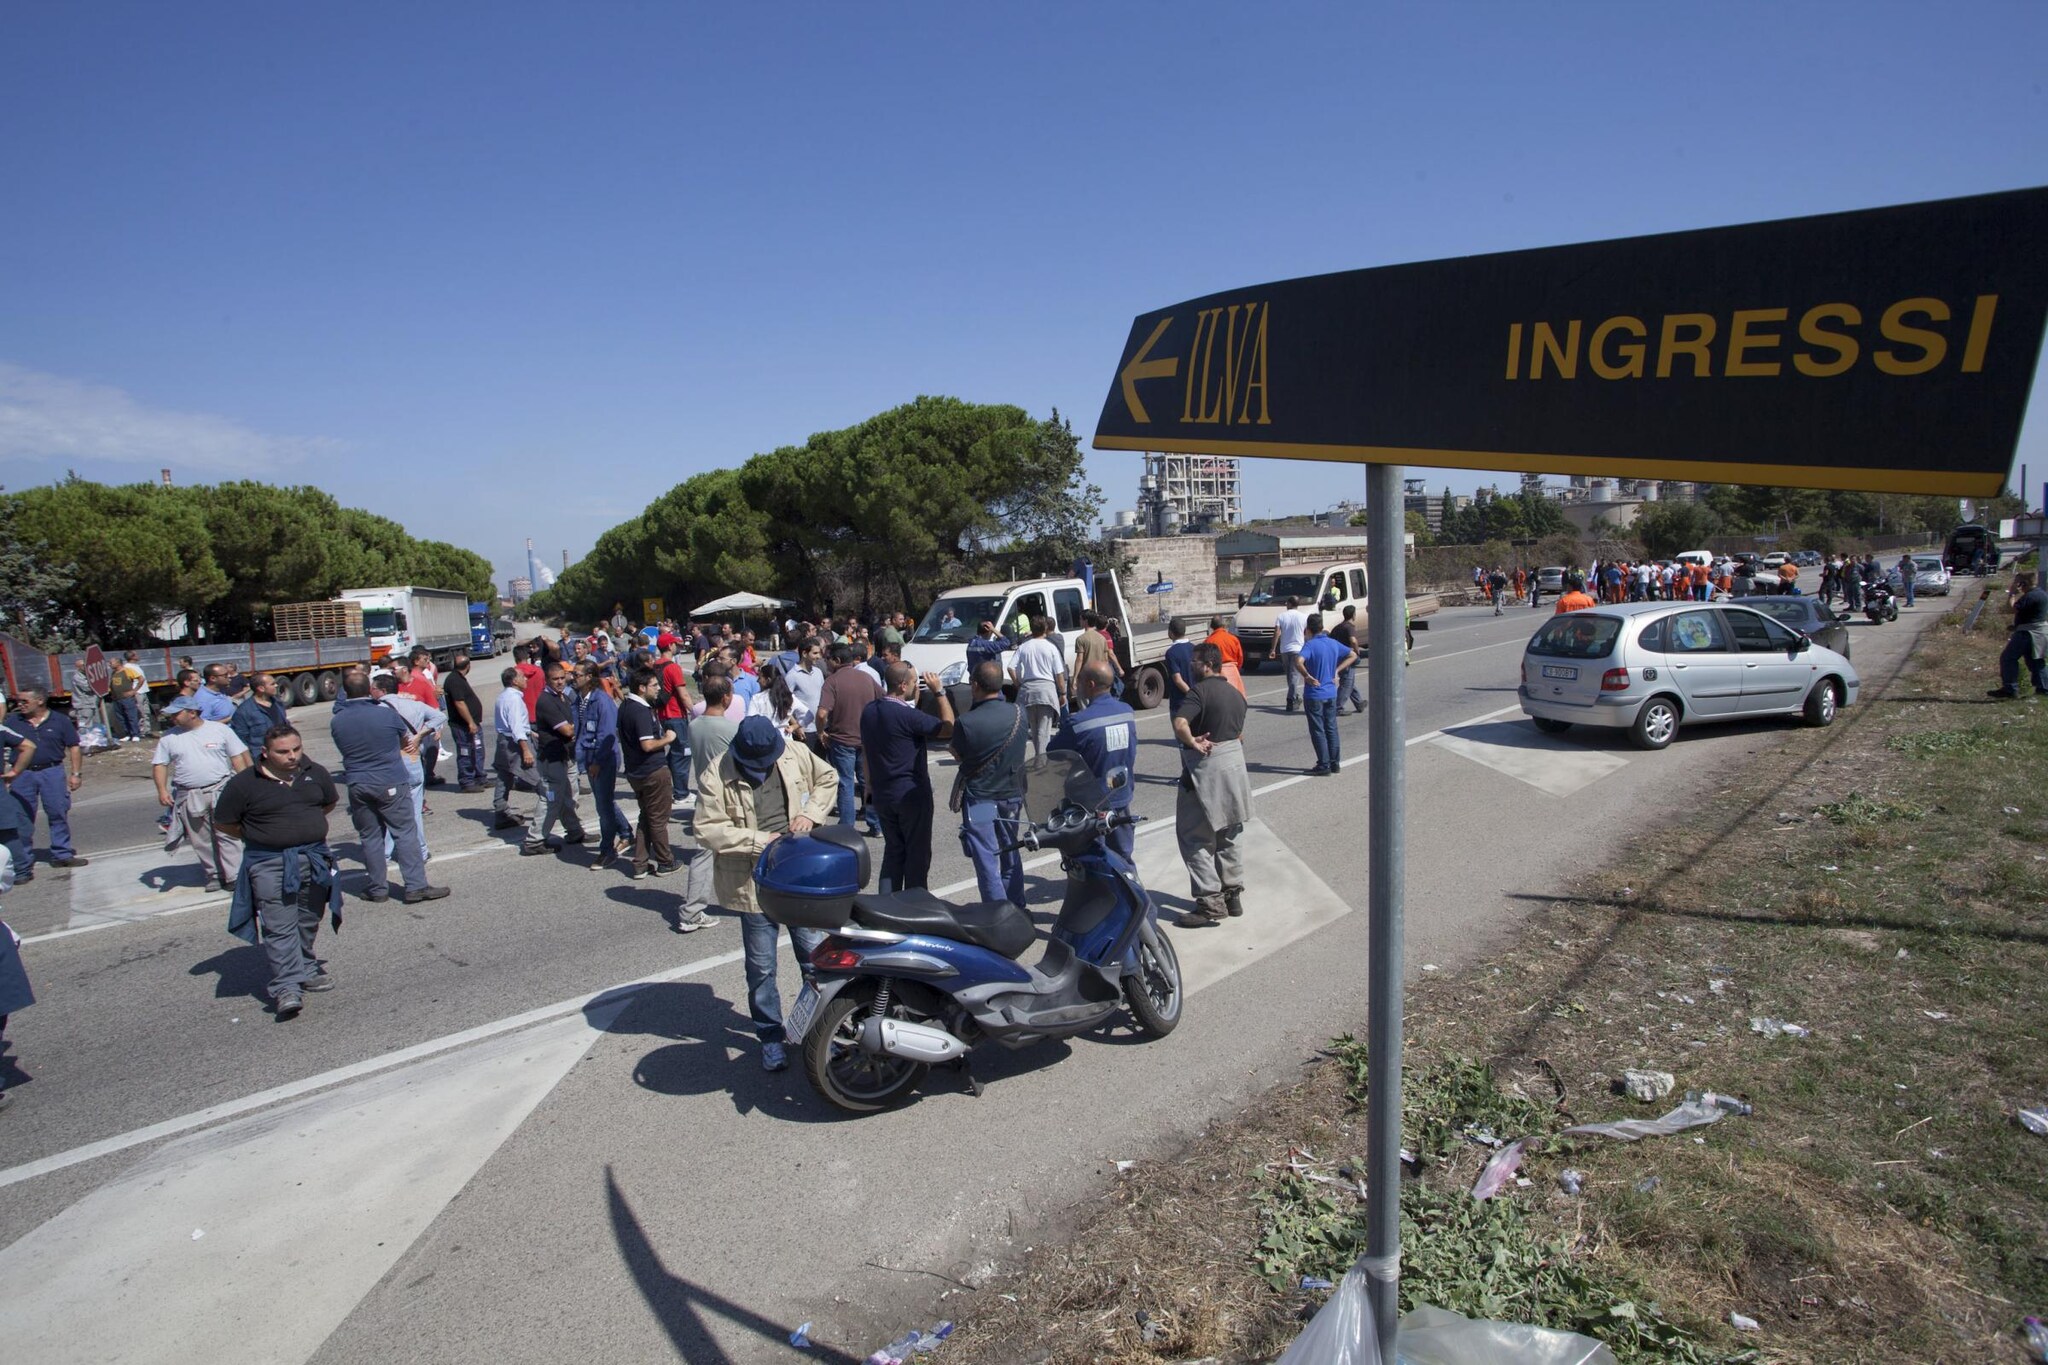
left=3, top=689, right=89, bottom=871
left=1048, top=660, right=1138, bottom=861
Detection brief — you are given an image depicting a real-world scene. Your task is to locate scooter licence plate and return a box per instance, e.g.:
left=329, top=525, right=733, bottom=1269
left=786, top=983, right=821, bottom=1042
left=1541, top=665, right=1578, bottom=680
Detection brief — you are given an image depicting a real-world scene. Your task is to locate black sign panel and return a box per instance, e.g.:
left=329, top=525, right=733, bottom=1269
left=1094, top=188, right=2048, bottom=497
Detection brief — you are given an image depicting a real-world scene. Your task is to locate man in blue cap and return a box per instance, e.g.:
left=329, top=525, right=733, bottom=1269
left=695, top=715, right=839, bottom=1071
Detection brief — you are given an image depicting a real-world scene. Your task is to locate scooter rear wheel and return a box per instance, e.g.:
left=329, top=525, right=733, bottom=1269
left=802, top=992, right=928, bottom=1113
left=1124, top=925, right=1183, bottom=1037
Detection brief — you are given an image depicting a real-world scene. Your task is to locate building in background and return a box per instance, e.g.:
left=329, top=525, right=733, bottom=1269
left=509, top=576, right=532, bottom=604
left=1134, top=452, right=1242, bottom=536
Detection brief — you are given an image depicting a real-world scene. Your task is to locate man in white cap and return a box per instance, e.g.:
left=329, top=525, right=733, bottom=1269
left=153, top=695, right=251, bottom=892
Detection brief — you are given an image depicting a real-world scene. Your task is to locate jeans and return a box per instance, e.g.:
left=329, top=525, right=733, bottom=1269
left=586, top=757, right=632, bottom=857
left=1304, top=696, right=1340, bottom=770
left=452, top=726, right=486, bottom=788
left=663, top=716, right=691, bottom=800
left=10, top=767, right=72, bottom=860
left=110, top=695, right=143, bottom=741
left=741, top=913, right=825, bottom=1043
left=249, top=853, right=324, bottom=999
left=1280, top=651, right=1302, bottom=707
left=876, top=791, right=934, bottom=892
left=959, top=797, right=1025, bottom=906
left=535, top=757, right=586, bottom=843
left=2000, top=631, right=2048, bottom=694
left=1902, top=579, right=1915, bottom=607
left=1338, top=663, right=1363, bottom=712
left=826, top=742, right=869, bottom=829
left=349, top=781, right=429, bottom=894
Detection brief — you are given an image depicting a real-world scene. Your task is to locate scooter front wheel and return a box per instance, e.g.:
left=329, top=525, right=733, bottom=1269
left=802, top=992, right=928, bottom=1113
left=1124, top=924, right=1183, bottom=1037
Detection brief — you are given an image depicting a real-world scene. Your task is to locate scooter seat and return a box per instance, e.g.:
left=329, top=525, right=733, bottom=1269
left=852, top=888, right=1037, bottom=959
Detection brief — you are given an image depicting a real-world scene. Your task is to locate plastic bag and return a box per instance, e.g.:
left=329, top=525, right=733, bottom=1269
left=1276, top=1278, right=1619, bottom=1364
left=1562, top=1095, right=1740, bottom=1142
left=1275, top=1262, right=1382, bottom=1365
left=1396, top=1304, right=1619, bottom=1364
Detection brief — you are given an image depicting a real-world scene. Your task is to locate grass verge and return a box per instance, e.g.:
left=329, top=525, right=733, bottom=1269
left=948, top=585, right=2048, bottom=1364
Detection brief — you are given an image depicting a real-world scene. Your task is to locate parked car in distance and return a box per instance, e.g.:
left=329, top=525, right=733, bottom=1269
left=1887, top=554, right=1952, bottom=597
left=1519, top=601, right=1859, bottom=750
left=1761, top=551, right=1791, bottom=569
left=1735, top=595, right=1853, bottom=660
left=1528, top=565, right=1569, bottom=607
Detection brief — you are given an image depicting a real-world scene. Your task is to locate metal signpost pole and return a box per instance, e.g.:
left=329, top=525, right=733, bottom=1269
left=1363, top=462, right=1407, bottom=1355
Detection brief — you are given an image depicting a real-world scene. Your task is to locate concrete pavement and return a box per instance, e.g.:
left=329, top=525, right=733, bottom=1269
left=0, top=583, right=1942, bottom=1362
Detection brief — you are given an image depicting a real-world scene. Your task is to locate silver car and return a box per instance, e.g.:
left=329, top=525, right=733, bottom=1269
left=1887, top=554, right=1952, bottom=597
left=1519, top=601, right=1860, bottom=750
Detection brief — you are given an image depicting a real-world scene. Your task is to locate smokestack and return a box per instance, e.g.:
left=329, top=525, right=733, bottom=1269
left=161, top=468, right=173, bottom=487
left=562, top=549, right=569, bottom=571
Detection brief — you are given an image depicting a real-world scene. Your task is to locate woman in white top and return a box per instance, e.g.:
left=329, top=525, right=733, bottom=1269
left=745, top=662, right=808, bottom=737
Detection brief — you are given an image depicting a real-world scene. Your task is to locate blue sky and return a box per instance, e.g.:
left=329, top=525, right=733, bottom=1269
left=2, top=3, right=2045, bottom=591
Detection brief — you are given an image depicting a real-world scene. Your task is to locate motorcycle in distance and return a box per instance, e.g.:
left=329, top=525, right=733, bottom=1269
left=1863, top=577, right=1900, bottom=623
left=752, top=752, right=1184, bottom=1113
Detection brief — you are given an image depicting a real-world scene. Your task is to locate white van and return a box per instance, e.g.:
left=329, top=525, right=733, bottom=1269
left=1673, top=550, right=1713, bottom=570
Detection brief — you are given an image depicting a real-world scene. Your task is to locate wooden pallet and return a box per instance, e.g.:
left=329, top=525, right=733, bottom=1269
left=272, top=599, right=363, bottom=641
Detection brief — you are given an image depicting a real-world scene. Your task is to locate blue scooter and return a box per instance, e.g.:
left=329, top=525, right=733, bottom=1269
left=754, top=753, right=1183, bottom=1112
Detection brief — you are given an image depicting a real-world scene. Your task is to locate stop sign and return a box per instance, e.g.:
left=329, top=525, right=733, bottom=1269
left=80, top=643, right=112, bottom=698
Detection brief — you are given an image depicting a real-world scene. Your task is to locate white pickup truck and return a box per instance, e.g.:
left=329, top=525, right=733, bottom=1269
left=1232, top=558, right=1432, bottom=667
left=900, top=570, right=1185, bottom=709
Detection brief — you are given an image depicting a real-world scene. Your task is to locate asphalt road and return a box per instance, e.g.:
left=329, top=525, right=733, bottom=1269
left=0, top=577, right=1950, bottom=1363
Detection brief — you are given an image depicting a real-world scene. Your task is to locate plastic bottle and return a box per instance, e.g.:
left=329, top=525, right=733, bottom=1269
left=2022, top=1315, right=2048, bottom=1363
left=1686, top=1090, right=1753, bottom=1116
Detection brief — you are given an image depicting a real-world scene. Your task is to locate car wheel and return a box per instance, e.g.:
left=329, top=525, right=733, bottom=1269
left=1532, top=717, right=1572, bottom=734
left=1803, top=679, right=1838, bottom=728
left=1629, top=695, right=1680, bottom=750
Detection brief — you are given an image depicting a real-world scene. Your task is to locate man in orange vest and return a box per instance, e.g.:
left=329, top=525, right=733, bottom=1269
left=1553, top=578, right=1598, bottom=615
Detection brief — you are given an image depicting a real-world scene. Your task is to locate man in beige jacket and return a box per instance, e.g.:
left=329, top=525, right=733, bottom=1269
left=694, top=715, right=840, bottom=1071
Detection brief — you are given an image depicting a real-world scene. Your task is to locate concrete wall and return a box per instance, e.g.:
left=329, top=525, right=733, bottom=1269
left=1115, top=533, right=1220, bottom=623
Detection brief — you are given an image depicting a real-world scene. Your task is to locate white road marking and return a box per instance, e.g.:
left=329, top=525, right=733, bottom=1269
left=1433, top=724, right=1630, bottom=796
left=0, top=1006, right=623, bottom=1365
left=0, top=948, right=746, bottom=1191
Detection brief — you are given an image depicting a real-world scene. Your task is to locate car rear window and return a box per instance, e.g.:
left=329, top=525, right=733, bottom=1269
left=1528, top=615, right=1621, bottom=659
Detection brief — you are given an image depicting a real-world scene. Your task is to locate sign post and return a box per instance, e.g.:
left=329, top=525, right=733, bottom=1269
left=1092, top=187, right=2048, bottom=1362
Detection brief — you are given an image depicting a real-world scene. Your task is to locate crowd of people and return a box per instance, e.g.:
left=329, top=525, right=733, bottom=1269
left=1474, top=550, right=1930, bottom=617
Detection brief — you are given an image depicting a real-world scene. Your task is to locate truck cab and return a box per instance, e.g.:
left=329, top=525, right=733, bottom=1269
left=1233, top=561, right=1368, bottom=668
left=902, top=577, right=1089, bottom=685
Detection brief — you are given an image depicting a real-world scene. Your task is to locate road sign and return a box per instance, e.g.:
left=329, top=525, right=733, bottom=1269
left=80, top=643, right=112, bottom=698
left=1094, top=188, right=2048, bottom=498
left=1145, top=581, right=1176, bottom=594
left=641, top=598, right=664, bottom=624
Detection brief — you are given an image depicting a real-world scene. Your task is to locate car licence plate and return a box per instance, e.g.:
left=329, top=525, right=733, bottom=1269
left=786, top=983, right=821, bottom=1041
left=1541, top=665, right=1578, bottom=680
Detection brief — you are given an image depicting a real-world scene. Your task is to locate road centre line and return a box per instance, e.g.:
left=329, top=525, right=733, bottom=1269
left=1131, top=632, right=1524, bottom=722
left=2, top=703, right=1535, bottom=1191
left=0, top=947, right=751, bottom=1192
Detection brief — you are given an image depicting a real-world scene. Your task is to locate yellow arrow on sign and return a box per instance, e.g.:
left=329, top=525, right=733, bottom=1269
left=1119, top=316, right=1178, bottom=423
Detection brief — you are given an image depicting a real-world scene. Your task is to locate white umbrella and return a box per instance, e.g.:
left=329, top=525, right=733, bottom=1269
left=690, top=591, right=795, bottom=616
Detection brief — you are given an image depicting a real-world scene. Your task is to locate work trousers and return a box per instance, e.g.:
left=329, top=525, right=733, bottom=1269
left=742, top=913, right=824, bottom=1044
left=958, top=797, right=1024, bottom=907
left=451, top=726, right=486, bottom=788
left=381, top=759, right=428, bottom=863
left=10, top=768, right=73, bottom=860
left=625, top=766, right=673, bottom=871
left=535, top=758, right=585, bottom=843
left=349, top=781, right=429, bottom=895
left=586, top=757, right=632, bottom=857
left=173, top=782, right=242, bottom=887
left=492, top=736, right=537, bottom=815
left=1304, top=696, right=1340, bottom=770
left=2000, top=631, right=2048, bottom=695
left=250, top=854, right=323, bottom=999
left=876, top=791, right=934, bottom=892
left=1025, top=704, right=1061, bottom=759
left=1176, top=789, right=1245, bottom=909
left=418, top=734, right=440, bottom=784
left=1280, top=651, right=1302, bottom=708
